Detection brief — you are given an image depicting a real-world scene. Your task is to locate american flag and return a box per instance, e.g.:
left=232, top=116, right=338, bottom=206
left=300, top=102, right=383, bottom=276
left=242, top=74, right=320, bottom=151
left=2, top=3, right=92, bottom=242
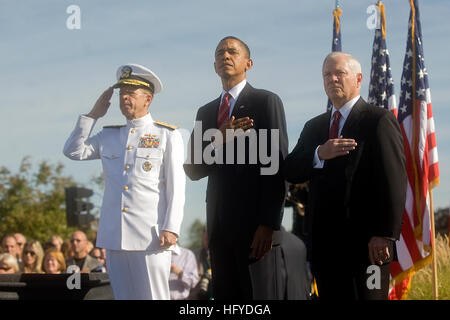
left=389, top=0, right=440, bottom=300
left=327, top=5, right=342, bottom=111
left=368, top=1, right=397, bottom=117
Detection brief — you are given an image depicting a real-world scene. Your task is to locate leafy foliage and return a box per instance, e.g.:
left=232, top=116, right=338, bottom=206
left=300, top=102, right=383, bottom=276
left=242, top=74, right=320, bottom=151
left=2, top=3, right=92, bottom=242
left=0, top=157, right=78, bottom=243
left=184, top=219, right=205, bottom=250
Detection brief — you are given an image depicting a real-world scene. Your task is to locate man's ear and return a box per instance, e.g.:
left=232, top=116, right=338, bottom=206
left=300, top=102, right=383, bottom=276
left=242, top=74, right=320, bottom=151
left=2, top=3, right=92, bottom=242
left=245, top=58, right=253, bottom=72
left=146, top=94, right=153, bottom=108
left=356, top=73, right=363, bottom=88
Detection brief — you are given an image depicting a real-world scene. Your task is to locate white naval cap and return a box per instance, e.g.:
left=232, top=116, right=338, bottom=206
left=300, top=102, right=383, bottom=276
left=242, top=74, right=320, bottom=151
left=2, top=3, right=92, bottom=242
left=112, top=63, right=163, bottom=94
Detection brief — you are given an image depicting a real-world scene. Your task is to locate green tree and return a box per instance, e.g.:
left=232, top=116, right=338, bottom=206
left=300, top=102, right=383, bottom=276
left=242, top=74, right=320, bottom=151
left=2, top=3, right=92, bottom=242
left=0, top=157, right=82, bottom=243
left=435, top=207, right=449, bottom=236
left=185, top=219, right=205, bottom=250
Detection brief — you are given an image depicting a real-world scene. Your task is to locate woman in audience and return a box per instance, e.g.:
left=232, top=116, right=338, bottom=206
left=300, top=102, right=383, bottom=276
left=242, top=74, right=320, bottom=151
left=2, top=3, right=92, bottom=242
left=42, top=248, right=66, bottom=274
left=21, top=240, right=44, bottom=273
left=0, top=253, right=20, bottom=274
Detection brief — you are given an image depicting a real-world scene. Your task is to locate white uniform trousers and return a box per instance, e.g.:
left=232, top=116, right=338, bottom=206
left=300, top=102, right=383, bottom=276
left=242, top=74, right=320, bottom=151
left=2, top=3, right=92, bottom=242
left=106, top=249, right=171, bottom=300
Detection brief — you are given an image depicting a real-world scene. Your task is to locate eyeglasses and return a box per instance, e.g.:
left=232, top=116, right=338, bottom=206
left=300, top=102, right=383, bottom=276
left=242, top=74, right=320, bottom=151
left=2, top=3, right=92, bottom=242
left=24, top=250, right=36, bottom=256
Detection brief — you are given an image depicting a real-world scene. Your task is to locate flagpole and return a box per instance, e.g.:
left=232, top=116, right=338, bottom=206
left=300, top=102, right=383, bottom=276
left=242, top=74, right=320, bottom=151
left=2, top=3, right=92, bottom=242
left=429, top=189, right=439, bottom=300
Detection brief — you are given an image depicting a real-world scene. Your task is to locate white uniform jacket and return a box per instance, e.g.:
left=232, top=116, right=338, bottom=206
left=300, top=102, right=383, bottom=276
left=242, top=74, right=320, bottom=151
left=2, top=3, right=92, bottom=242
left=63, top=113, right=185, bottom=251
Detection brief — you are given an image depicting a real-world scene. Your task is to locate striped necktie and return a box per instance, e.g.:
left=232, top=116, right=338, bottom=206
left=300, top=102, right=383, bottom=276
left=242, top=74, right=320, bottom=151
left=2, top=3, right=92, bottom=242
left=329, top=110, right=342, bottom=139
left=217, top=92, right=231, bottom=128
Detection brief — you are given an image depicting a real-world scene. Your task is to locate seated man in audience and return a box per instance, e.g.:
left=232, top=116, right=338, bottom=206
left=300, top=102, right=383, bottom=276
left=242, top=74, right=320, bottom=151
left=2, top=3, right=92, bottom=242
left=66, top=231, right=104, bottom=273
left=14, top=233, right=27, bottom=260
left=1, top=234, right=22, bottom=270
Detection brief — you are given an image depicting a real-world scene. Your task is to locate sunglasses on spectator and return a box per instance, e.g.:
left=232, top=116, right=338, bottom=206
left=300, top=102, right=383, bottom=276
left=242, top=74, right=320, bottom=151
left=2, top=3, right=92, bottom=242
left=24, top=251, right=36, bottom=256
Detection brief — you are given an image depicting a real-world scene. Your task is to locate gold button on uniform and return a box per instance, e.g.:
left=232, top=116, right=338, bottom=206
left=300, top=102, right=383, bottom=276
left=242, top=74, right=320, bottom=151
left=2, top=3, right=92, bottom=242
left=125, top=165, right=130, bottom=170
left=123, top=186, right=129, bottom=191
left=122, top=207, right=128, bottom=212
left=131, top=129, right=135, bottom=133
left=127, top=146, right=133, bottom=150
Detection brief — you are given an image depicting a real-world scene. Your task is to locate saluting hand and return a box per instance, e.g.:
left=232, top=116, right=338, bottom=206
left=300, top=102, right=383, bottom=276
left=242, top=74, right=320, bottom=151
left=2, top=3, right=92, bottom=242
left=317, top=135, right=357, bottom=160
left=87, top=87, right=114, bottom=120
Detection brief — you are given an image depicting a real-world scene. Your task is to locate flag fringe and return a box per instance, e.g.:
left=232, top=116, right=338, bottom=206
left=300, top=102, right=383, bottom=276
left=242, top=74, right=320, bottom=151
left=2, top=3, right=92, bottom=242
left=390, top=276, right=413, bottom=300
left=391, top=252, right=433, bottom=285
left=429, top=177, right=439, bottom=190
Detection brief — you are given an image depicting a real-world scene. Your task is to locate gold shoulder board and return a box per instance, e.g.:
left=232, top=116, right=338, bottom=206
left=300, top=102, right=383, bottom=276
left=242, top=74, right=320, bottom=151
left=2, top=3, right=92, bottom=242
left=154, top=121, right=178, bottom=130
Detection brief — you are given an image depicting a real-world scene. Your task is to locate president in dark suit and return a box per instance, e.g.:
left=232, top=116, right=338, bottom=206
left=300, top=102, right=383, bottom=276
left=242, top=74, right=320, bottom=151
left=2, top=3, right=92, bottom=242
left=284, top=52, right=406, bottom=300
left=184, top=36, right=288, bottom=299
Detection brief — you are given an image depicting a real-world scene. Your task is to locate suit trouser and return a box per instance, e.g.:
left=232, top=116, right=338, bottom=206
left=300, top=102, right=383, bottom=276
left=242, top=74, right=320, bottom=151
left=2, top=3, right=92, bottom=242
left=106, top=249, right=171, bottom=300
left=209, top=239, right=253, bottom=300
left=314, top=242, right=394, bottom=300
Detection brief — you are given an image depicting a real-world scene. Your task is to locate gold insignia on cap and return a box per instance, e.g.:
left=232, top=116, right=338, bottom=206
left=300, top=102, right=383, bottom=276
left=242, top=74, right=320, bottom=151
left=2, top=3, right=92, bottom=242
left=120, top=66, right=132, bottom=79
left=117, top=78, right=152, bottom=89
left=142, top=161, right=152, bottom=172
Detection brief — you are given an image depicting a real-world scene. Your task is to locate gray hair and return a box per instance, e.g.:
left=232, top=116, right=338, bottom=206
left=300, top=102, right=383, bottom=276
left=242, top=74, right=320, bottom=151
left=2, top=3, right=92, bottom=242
left=0, top=253, right=19, bottom=273
left=323, top=52, right=362, bottom=75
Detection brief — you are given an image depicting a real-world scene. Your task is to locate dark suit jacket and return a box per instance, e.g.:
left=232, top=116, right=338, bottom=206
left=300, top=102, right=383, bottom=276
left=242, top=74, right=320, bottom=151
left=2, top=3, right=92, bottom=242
left=184, top=83, right=288, bottom=247
left=284, top=98, right=406, bottom=270
left=66, top=255, right=104, bottom=273
left=249, top=228, right=311, bottom=300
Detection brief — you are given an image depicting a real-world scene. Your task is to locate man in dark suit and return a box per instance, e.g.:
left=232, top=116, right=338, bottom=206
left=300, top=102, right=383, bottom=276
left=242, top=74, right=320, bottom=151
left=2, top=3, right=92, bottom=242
left=249, top=227, right=311, bottom=300
left=284, top=52, right=406, bottom=300
left=184, top=36, right=288, bottom=299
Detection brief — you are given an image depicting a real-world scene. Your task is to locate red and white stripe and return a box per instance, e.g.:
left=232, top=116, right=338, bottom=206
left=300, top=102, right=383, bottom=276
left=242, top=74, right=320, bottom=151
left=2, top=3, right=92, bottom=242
left=389, top=89, right=439, bottom=299
left=388, top=94, right=398, bottom=118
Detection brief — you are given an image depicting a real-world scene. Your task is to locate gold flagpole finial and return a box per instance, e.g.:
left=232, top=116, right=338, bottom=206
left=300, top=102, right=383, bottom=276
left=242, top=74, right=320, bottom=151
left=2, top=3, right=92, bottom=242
left=333, top=4, right=342, bottom=34
left=376, top=1, right=386, bottom=39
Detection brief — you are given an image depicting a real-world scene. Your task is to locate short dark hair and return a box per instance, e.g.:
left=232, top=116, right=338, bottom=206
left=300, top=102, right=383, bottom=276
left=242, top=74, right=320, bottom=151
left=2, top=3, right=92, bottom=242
left=217, top=36, right=251, bottom=58
left=1, top=233, right=17, bottom=245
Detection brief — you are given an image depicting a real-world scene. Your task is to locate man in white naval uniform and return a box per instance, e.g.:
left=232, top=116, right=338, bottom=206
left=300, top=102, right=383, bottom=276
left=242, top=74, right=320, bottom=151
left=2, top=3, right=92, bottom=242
left=63, top=64, right=185, bottom=299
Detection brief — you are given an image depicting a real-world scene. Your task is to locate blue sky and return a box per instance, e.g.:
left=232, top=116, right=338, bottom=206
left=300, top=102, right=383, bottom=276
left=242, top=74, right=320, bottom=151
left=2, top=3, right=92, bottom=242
left=1, top=1, right=449, bottom=245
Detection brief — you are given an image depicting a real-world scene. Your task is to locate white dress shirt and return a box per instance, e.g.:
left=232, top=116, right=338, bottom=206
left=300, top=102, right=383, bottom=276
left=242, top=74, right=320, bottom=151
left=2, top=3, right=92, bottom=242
left=169, top=245, right=199, bottom=300
left=211, top=79, right=247, bottom=149
left=219, top=79, right=247, bottom=117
